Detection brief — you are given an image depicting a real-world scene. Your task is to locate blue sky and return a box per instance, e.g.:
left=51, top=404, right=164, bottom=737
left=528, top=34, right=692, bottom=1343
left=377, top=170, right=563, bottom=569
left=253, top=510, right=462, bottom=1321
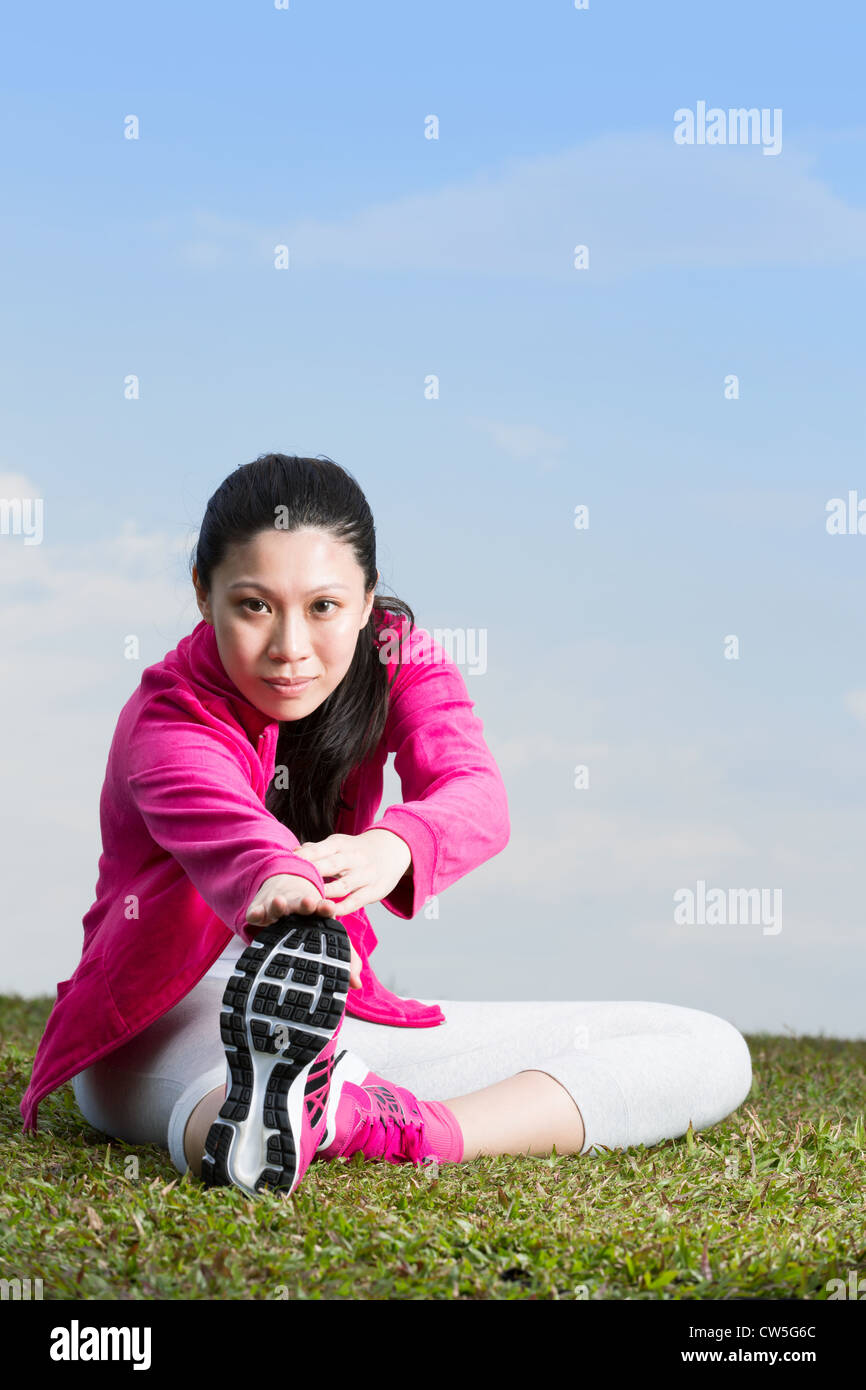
left=1, top=1, right=865, bottom=1038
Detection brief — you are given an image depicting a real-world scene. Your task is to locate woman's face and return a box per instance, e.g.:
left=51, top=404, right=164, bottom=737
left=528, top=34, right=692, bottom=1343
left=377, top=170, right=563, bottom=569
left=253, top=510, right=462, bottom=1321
left=193, top=526, right=377, bottom=722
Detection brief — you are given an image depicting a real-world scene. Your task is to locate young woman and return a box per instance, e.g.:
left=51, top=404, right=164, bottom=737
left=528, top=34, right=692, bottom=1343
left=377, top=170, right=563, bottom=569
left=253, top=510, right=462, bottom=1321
left=20, top=453, right=753, bottom=1197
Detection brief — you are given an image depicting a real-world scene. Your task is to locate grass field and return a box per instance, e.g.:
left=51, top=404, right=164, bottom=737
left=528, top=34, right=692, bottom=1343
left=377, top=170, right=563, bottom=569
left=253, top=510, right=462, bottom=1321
left=1, top=994, right=863, bottom=1301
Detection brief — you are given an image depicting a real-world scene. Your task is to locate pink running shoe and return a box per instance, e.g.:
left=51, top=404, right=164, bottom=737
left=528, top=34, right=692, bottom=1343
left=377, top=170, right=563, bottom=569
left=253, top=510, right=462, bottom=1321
left=318, top=1070, right=464, bottom=1167
left=201, top=914, right=351, bottom=1197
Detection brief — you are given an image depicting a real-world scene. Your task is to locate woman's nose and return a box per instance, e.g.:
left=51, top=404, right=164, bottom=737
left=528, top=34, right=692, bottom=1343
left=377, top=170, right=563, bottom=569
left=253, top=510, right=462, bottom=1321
left=267, top=613, right=313, bottom=661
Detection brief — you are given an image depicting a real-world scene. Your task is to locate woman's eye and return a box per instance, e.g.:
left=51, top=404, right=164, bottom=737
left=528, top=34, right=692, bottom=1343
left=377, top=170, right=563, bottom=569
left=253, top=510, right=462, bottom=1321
left=241, top=598, right=337, bottom=614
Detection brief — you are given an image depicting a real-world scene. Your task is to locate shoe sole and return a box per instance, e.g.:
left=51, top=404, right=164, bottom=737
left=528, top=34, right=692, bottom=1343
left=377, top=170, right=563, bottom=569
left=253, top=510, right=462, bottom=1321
left=201, top=914, right=351, bottom=1196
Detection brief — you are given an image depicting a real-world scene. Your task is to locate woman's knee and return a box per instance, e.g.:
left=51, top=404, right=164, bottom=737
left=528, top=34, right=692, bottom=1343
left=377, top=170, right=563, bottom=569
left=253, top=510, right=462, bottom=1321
left=71, top=1068, right=119, bottom=1140
left=692, top=1008, right=753, bottom=1114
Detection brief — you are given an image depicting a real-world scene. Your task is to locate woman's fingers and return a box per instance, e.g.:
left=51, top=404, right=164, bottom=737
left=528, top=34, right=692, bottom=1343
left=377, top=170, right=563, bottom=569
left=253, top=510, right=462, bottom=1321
left=248, top=890, right=341, bottom=926
left=321, top=878, right=355, bottom=901
left=332, top=888, right=374, bottom=917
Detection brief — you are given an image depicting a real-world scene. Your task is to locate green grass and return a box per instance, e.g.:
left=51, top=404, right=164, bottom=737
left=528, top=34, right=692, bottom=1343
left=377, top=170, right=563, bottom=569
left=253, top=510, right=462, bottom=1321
left=1, top=993, right=863, bottom=1300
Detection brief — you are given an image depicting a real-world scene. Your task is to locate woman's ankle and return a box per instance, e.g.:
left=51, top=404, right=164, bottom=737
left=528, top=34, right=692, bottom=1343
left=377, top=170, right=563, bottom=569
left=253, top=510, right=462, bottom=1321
left=183, top=1084, right=226, bottom=1175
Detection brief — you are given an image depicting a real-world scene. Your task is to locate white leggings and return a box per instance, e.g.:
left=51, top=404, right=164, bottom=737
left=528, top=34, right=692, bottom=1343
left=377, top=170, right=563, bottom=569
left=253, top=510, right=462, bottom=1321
left=71, top=970, right=753, bottom=1175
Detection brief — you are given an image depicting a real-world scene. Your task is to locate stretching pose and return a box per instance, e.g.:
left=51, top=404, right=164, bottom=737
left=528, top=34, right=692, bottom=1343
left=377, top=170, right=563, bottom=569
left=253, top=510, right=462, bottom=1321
left=20, top=453, right=752, bottom=1196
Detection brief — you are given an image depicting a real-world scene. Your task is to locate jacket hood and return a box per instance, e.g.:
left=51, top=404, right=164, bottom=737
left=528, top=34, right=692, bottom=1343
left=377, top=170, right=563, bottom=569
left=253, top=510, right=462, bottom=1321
left=145, top=618, right=275, bottom=746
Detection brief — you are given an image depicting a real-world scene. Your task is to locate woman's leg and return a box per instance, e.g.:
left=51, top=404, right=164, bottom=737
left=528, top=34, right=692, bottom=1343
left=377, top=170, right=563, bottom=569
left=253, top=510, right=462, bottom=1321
left=73, top=985, right=753, bottom=1173
left=338, top=998, right=753, bottom=1160
left=71, top=974, right=229, bottom=1175
left=444, top=1070, right=586, bottom=1158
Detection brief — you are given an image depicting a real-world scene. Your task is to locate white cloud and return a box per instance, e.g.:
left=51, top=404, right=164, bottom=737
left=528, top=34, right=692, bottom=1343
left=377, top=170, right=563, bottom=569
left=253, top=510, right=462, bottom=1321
left=493, top=735, right=610, bottom=772
left=843, top=689, right=866, bottom=724
left=495, top=804, right=751, bottom=901
left=0, top=487, right=200, bottom=991
left=468, top=418, right=568, bottom=467
left=178, top=240, right=228, bottom=269
left=161, top=131, right=866, bottom=284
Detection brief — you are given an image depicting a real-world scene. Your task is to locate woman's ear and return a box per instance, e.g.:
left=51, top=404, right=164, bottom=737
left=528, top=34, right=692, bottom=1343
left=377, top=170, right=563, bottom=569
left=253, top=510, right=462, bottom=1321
left=192, top=566, right=212, bottom=624
left=361, top=571, right=379, bottom=628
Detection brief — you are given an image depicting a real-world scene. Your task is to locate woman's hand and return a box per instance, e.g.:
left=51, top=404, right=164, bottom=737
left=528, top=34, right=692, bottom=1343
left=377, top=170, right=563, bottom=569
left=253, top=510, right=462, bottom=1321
left=292, top=829, right=412, bottom=918
left=245, top=872, right=362, bottom=988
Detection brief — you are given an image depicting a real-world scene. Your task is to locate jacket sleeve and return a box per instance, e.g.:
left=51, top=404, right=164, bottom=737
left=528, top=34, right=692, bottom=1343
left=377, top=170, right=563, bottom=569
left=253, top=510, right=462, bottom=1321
left=367, top=624, right=510, bottom=919
left=126, top=694, right=327, bottom=945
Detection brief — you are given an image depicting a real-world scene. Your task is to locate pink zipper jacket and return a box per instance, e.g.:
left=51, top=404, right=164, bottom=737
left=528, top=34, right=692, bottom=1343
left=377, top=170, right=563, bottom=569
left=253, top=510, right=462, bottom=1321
left=20, top=613, right=510, bottom=1132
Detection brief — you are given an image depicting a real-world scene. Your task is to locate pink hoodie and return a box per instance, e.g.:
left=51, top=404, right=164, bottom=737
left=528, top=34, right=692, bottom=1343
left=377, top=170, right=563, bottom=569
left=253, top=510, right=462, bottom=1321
left=20, top=613, right=510, bottom=1132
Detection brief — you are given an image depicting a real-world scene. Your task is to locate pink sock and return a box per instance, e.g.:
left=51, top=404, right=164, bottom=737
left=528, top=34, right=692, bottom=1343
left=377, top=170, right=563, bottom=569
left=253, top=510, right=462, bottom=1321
left=416, top=1096, right=464, bottom=1164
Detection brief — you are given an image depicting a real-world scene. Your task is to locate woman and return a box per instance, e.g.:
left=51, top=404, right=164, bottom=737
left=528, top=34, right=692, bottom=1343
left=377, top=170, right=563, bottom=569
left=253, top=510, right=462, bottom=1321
left=20, top=453, right=753, bottom=1197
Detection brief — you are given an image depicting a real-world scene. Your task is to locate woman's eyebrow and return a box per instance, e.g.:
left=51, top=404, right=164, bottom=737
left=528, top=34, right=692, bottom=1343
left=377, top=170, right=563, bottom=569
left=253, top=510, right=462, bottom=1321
left=227, top=579, right=352, bottom=596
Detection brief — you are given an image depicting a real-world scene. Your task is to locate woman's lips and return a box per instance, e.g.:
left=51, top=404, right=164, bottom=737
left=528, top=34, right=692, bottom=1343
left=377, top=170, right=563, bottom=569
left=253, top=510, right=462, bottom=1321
left=263, top=677, right=316, bottom=696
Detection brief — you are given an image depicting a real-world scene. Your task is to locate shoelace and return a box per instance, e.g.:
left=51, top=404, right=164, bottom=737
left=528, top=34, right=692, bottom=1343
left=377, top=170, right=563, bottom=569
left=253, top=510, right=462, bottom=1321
left=356, top=1087, right=430, bottom=1165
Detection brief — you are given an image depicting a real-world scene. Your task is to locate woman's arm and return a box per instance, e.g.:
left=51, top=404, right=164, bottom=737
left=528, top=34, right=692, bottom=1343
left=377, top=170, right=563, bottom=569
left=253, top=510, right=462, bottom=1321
left=126, top=694, right=328, bottom=943
left=366, top=623, right=511, bottom=919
